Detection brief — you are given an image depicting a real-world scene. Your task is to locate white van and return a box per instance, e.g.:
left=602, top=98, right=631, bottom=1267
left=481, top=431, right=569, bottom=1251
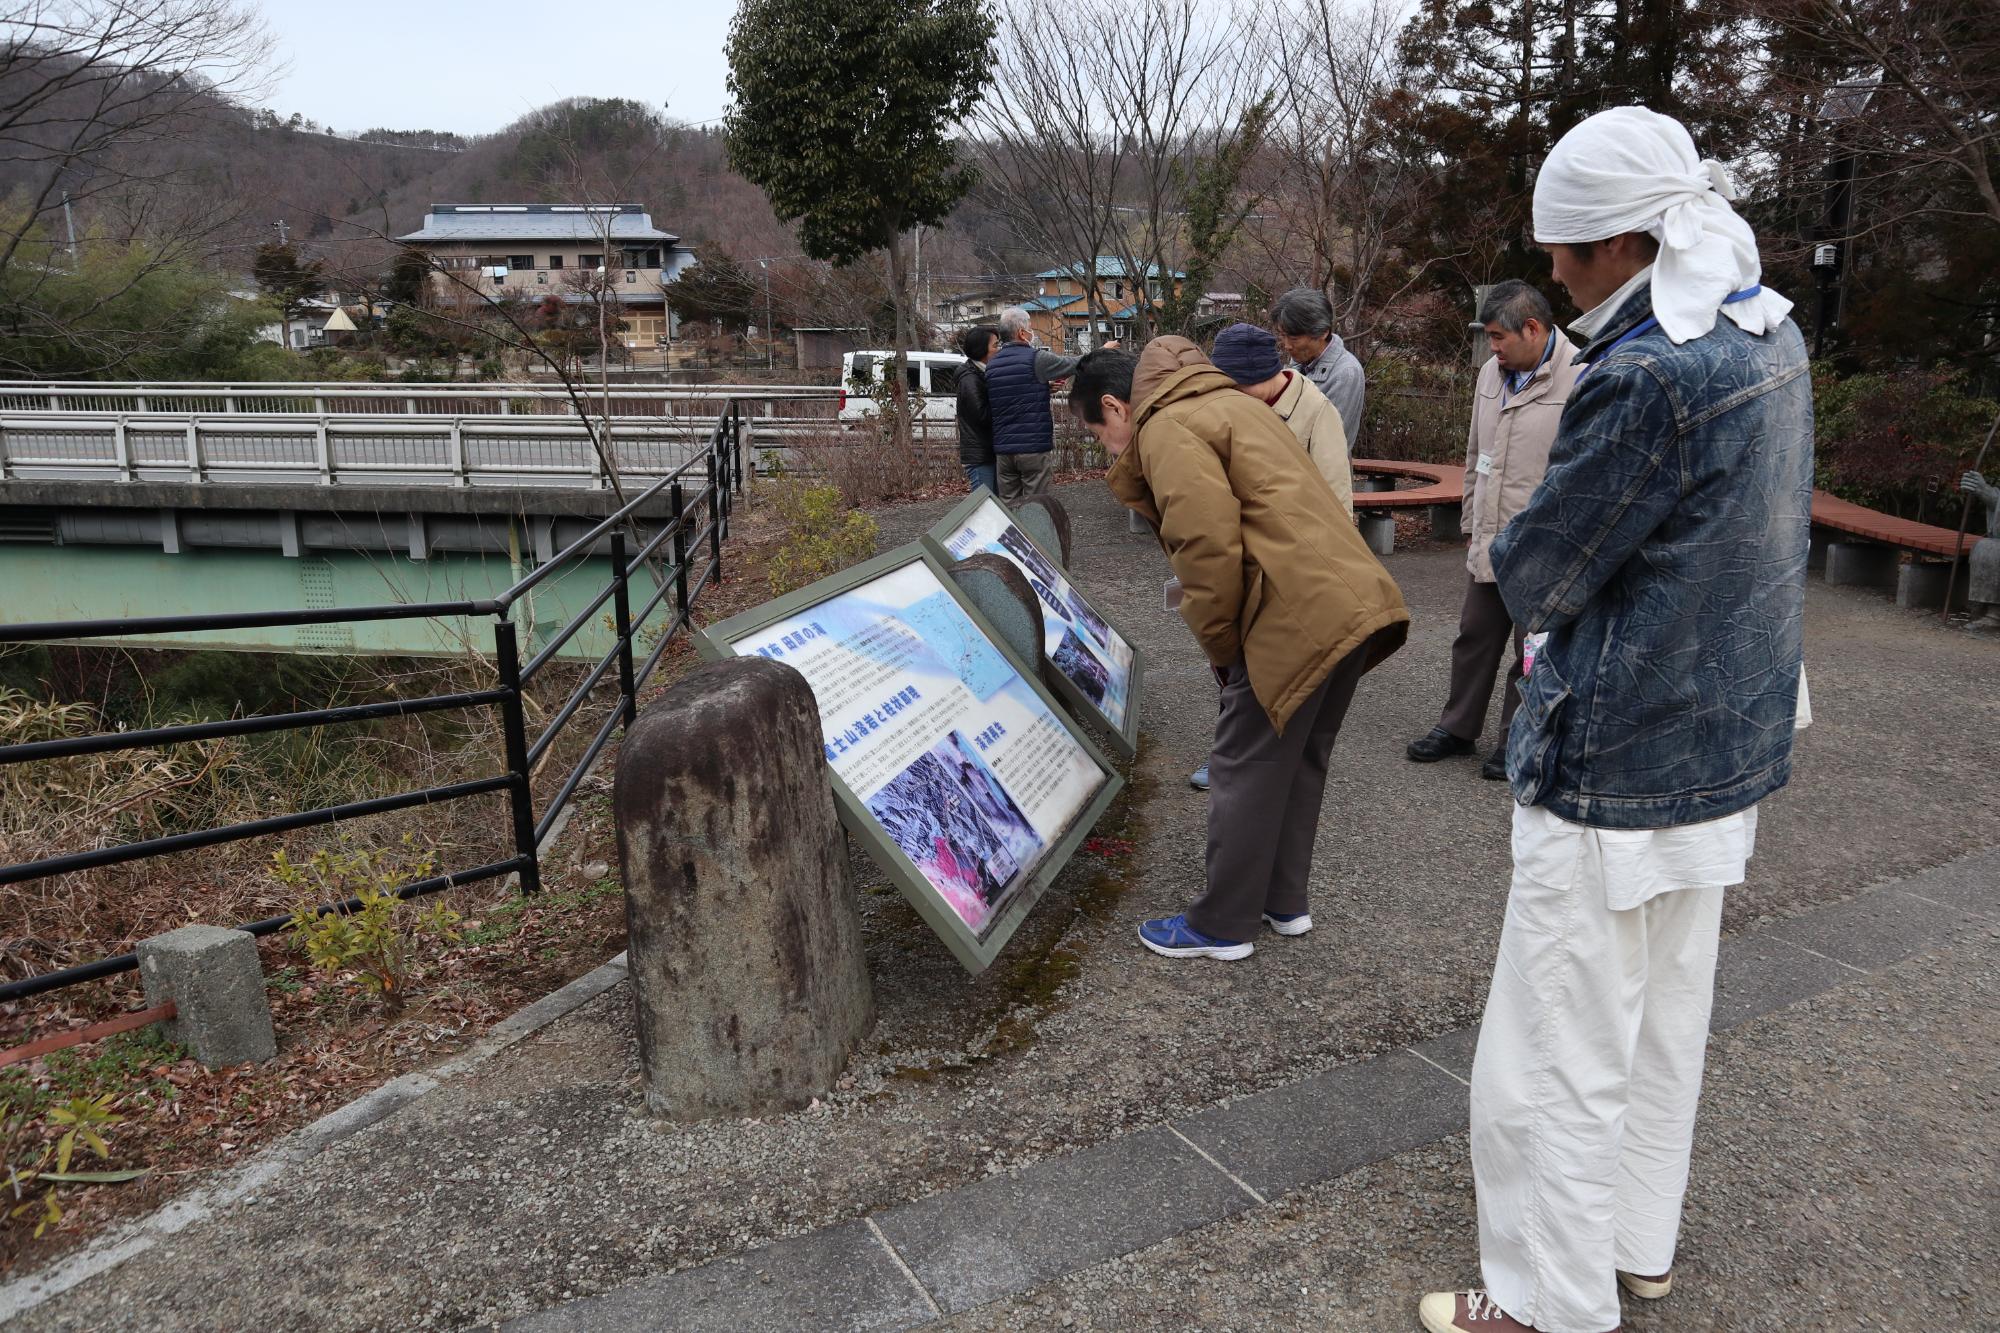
left=837, top=350, right=967, bottom=424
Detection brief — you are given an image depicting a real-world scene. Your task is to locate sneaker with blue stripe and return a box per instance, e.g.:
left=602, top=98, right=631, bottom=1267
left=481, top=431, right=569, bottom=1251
left=1262, top=911, right=1312, bottom=936
left=1137, top=914, right=1253, bottom=960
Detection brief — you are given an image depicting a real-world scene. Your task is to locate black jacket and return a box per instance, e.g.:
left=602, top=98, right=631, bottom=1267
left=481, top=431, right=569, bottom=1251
left=956, top=358, right=994, bottom=466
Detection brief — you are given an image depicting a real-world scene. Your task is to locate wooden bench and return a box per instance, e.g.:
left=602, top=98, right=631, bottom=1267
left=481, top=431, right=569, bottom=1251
left=1343, top=462, right=1975, bottom=611
left=1808, top=490, right=1976, bottom=609
left=1349, top=458, right=1466, bottom=554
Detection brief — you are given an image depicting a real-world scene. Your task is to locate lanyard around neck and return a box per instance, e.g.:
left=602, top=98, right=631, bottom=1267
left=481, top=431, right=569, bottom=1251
left=1585, top=286, right=1762, bottom=371
left=1500, top=332, right=1557, bottom=406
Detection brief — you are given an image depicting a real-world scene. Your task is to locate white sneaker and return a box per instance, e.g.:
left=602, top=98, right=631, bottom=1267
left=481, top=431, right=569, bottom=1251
left=1617, top=1269, right=1671, bottom=1300
left=1262, top=911, right=1312, bottom=936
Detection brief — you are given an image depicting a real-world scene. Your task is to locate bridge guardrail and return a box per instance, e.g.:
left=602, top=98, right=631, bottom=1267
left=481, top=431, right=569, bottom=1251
left=0, top=403, right=747, bottom=1006
left=0, top=403, right=961, bottom=488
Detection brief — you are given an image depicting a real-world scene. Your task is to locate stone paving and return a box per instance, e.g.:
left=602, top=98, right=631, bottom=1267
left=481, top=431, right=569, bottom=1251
left=6, top=480, right=1995, bottom=1332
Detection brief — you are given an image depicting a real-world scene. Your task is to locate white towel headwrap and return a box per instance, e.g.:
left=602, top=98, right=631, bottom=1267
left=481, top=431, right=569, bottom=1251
left=1532, top=106, right=1792, bottom=346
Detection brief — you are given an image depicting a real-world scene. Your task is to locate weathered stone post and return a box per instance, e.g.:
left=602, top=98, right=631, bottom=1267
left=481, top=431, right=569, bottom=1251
left=136, top=925, right=276, bottom=1068
left=1011, top=495, right=1072, bottom=568
left=615, top=656, right=873, bottom=1120
left=950, top=553, right=1045, bottom=667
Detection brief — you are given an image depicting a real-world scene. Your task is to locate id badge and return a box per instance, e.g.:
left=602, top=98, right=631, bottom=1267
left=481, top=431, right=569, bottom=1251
left=1522, top=631, right=1549, bottom=676
left=1475, top=452, right=1495, bottom=477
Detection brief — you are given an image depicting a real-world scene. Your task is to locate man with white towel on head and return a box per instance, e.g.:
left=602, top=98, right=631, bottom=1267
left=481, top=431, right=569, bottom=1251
left=1418, top=107, right=1814, bottom=1333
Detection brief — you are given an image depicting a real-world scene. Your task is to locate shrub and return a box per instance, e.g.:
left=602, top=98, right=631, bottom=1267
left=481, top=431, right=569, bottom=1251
left=1812, top=364, right=1997, bottom=520
left=280, top=837, right=461, bottom=1013
left=765, top=483, right=880, bottom=596
left=2, top=1092, right=146, bottom=1238
left=1361, top=354, right=1473, bottom=463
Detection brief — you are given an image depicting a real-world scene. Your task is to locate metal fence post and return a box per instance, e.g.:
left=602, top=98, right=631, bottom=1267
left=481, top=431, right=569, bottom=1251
left=671, top=481, right=690, bottom=611
left=707, top=434, right=723, bottom=583
left=492, top=620, right=543, bottom=896
left=610, top=530, right=637, bottom=727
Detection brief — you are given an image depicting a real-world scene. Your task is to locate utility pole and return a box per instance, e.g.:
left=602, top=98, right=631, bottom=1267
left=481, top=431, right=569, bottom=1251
left=274, top=219, right=290, bottom=246
left=758, top=259, right=773, bottom=370
left=61, top=192, right=77, bottom=270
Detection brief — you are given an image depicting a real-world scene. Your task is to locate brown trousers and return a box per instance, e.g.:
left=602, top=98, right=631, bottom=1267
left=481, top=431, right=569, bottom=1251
left=1188, top=643, right=1371, bottom=943
left=1438, top=575, right=1524, bottom=744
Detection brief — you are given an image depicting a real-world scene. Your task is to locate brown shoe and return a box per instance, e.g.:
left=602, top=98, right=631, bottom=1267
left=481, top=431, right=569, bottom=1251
left=1618, top=1269, right=1672, bottom=1299
left=1418, top=1289, right=1621, bottom=1332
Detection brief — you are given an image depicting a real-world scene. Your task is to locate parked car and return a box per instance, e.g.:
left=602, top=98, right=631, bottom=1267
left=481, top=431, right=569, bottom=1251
left=837, top=350, right=967, bottom=424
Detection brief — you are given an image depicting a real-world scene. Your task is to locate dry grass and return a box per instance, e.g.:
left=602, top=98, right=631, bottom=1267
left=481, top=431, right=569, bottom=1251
left=0, top=516, right=793, bottom=1273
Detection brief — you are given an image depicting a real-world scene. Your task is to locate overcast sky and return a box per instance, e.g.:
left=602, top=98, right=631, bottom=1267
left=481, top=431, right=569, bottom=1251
left=257, top=0, right=737, bottom=136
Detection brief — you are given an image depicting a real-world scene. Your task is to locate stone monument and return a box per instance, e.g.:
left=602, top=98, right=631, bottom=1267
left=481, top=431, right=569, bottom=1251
left=948, top=553, right=1046, bottom=667
left=1962, top=470, right=2000, bottom=631
left=614, top=656, right=874, bottom=1119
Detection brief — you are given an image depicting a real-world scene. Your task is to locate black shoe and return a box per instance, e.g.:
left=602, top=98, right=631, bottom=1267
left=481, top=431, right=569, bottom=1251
left=1480, top=747, right=1508, bottom=781
left=1406, top=727, right=1476, bottom=762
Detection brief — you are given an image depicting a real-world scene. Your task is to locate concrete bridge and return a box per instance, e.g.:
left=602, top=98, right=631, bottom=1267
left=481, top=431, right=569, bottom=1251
left=0, top=383, right=786, bottom=657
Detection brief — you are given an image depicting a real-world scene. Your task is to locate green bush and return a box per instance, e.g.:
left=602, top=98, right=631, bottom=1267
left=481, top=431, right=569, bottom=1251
left=1811, top=363, right=1996, bottom=520
left=766, top=483, right=880, bottom=596
left=1360, top=355, right=1473, bottom=463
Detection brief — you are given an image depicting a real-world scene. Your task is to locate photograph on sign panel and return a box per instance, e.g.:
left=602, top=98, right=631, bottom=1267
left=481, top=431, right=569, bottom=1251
left=865, top=730, right=1040, bottom=931
left=939, top=497, right=1136, bottom=732
left=726, top=558, right=1103, bottom=938
left=1050, top=628, right=1110, bottom=707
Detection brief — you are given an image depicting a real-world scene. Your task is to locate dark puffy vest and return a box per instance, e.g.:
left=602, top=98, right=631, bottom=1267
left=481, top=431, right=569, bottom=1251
left=986, top=341, right=1053, bottom=456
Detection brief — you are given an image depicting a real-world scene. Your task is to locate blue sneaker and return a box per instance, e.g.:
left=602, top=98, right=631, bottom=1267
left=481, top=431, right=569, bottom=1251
left=1262, top=911, right=1313, bottom=936
left=1188, top=763, right=1210, bottom=791
left=1137, top=914, right=1253, bottom=960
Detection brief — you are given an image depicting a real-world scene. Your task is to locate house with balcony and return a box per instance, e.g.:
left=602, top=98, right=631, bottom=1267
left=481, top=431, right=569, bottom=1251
left=395, top=203, right=698, bottom=347
left=1023, top=257, right=1187, bottom=352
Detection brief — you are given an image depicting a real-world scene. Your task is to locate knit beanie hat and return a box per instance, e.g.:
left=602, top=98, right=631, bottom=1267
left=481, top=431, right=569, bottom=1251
left=1209, top=323, right=1282, bottom=385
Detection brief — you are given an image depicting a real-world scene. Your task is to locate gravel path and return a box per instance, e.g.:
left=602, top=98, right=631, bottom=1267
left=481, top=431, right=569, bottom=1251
left=13, top=480, right=1996, bottom=1331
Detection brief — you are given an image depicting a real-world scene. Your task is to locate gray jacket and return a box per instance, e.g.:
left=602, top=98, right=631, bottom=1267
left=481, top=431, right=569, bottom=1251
left=1297, top=335, right=1366, bottom=447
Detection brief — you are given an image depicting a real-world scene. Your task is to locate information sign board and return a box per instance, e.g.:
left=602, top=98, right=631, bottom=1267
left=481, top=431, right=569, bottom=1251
left=697, top=545, right=1122, bottom=973
left=926, top=492, right=1145, bottom=758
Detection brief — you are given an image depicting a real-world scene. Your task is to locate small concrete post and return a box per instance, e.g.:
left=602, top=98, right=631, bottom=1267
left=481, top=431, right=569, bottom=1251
left=1011, top=495, right=1072, bottom=568
left=1824, top=541, right=1898, bottom=590
left=1896, top=559, right=1966, bottom=611
left=1360, top=512, right=1396, bottom=557
left=1127, top=509, right=1148, bottom=536
left=1430, top=501, right=1465, bottom=542
left=615, top=656, right=874, bottom=1120
left=950, top=553, right=1045, bottom=668
left=136, top=925, right=276, bottom=1068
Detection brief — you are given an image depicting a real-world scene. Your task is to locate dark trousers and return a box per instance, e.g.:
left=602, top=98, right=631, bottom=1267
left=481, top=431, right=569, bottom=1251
left=1188, top=644, right=1371, bottom=943
left=1438, top=575, right=1524, bottom=744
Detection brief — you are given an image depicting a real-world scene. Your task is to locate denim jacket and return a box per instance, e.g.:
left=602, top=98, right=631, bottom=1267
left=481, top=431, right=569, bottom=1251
left=1490, top=284, right=1813, bottom=829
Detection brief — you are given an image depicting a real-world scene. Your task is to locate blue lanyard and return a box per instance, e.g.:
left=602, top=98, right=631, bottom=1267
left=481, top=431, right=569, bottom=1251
left=1587, top=286, right=1762, bottom=368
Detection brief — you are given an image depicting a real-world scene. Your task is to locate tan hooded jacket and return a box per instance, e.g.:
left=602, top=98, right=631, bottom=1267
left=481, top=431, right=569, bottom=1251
left=1106, top=338, right=1409, bottom=734
left=1271, top=370, right=1355, bottom=520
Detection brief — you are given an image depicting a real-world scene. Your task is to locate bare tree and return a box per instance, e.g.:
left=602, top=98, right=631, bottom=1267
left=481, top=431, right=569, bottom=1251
left=1244, top=0, right=1454, bottom=344
left=1735, top=0, right=2000, bottom=239
left=976, top=0, right=1262, bottom=347
left=973, top=0, right=1132, bottom=340
left=1099, top=0, right=1265, bottom=343
left=0, top=0, right=275, bottom=371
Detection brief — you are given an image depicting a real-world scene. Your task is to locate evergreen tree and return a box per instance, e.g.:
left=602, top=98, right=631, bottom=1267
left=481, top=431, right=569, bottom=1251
left=725, top=0, right=995, bottom=438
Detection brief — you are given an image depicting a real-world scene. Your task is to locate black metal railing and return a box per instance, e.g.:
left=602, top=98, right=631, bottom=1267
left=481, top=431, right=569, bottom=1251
left=0, top=404, right=746, bottom=1004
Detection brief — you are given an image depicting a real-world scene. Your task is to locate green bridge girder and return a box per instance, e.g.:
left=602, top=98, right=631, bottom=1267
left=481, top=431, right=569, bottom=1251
left=0, top=544, right=658, bottom=660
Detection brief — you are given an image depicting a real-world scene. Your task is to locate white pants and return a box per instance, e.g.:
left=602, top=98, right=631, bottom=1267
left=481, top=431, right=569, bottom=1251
left=1470, top=805, right=1727, bottom=1333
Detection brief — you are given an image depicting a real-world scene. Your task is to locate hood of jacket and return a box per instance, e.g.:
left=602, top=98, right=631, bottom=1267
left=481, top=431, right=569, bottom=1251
left=1104, top=335, right=1408, bottom=734
left=1132, top=336, right=1238, bottom=426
